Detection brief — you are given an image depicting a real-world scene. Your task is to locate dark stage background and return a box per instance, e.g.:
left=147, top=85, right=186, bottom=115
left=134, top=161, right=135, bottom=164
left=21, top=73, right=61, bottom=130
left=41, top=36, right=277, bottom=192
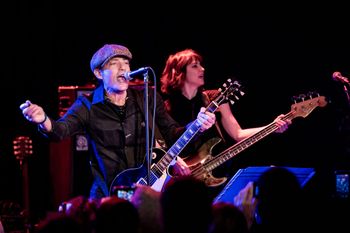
left=1, top=1, right=349, bottom=222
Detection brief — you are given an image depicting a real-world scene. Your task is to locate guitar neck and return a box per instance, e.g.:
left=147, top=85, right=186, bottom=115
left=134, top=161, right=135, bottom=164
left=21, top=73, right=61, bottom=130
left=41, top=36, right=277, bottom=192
left=193, top=94, right=327, bottom=175
left=202, top=110, right=295, bottom=171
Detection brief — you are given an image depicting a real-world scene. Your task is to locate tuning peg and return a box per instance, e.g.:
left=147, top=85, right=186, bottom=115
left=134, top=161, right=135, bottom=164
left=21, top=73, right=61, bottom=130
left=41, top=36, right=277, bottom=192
left=26, top=149, right=33, bottom=155
left=307, top=91, right=318, bottom=98
left=229, top=99, right=235, bottom=105
left=233, top=80, right=241, bottom=86
left=227, top=78, right=232, bottom=83
left=233, top=94, right=240, bottom=100
left=299, top=94, right=307, bottom=100
left=292, top=96, right=299, bottom=103
left=293, top=94, right=306, bottom=102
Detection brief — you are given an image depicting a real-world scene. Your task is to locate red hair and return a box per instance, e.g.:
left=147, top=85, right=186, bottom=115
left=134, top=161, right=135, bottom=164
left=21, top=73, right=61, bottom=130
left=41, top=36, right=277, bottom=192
left=160, top=49, right=203, bottom=95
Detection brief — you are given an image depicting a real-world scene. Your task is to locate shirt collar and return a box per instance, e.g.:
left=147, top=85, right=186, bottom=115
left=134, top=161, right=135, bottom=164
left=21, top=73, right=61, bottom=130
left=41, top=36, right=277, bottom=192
left=92, top=85, right=135, bottom=105
left=92, top=85, right=105, bottom=104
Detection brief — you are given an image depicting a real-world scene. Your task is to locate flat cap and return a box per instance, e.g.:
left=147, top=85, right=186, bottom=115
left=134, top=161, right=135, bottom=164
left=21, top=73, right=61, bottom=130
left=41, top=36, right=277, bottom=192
left=90, top=44, right=132, bottom=72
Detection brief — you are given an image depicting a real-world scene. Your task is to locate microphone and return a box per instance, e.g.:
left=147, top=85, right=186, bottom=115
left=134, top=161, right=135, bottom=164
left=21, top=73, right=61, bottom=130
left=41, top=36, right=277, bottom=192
left=332, top=71, right=349, bottom=84
left=123, top=67, right=151, bottom=81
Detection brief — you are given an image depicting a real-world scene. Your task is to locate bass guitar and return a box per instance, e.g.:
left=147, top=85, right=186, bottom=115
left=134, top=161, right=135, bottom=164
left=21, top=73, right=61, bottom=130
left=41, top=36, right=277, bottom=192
left=184, top=94, right=328, bottom=187
left=109, top=79, right=244, bottom=194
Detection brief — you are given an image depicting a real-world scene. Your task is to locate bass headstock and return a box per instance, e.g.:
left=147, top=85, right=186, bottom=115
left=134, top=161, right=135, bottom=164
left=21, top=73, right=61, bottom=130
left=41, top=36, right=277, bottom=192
left=291, top=92, right=327, bottom=119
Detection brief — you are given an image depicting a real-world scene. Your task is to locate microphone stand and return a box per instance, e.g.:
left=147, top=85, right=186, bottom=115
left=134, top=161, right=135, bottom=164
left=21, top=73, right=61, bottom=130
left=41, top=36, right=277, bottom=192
left=343, top=83, right=350, bottom=107
left=143, top=71, right=151, bottom=186
left=340, top=83, right=350, bottom=158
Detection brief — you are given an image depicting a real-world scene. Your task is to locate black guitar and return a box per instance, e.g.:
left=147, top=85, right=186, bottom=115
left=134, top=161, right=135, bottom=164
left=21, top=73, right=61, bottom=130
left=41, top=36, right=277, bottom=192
left=109, top=79, right=244, bottom=194
left=185, top=94, right=328, bottom=187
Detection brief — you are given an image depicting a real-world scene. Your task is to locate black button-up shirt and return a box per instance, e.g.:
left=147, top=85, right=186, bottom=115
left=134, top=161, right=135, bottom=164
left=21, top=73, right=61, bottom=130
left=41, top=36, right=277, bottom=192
left=43, top=85, right=184, bottom=197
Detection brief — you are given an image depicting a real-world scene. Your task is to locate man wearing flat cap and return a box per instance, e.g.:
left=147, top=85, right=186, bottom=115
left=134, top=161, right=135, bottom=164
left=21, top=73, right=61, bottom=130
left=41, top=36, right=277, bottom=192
left=19, top=43, right=216, bottom=198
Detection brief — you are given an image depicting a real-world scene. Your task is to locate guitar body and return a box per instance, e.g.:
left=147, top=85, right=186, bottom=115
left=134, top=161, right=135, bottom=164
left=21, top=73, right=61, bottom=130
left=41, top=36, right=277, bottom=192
left=109, top=147, right=167, bottom=195
left=185, top=137, right=227, bottom=187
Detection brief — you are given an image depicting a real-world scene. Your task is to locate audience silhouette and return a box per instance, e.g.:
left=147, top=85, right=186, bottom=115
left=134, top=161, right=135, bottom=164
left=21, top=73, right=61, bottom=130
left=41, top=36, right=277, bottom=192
left=210, top=202, right=249, bottom=233
left=161, top=176, right=213, bottom=233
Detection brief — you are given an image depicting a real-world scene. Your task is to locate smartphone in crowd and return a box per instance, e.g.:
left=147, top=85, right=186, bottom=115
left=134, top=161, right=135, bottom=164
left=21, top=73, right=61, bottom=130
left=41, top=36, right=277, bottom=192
left=111, top=185, right=136, bottom=201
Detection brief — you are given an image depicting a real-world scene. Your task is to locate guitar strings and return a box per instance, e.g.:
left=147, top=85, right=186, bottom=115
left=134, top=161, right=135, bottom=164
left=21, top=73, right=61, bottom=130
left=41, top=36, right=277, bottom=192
left=190, top=111, right=295, bottom=179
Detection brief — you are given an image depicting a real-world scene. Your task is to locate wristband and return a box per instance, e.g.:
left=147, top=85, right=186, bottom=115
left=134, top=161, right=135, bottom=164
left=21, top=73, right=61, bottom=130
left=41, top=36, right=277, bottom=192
left=38, top=114, right=48, bottom=125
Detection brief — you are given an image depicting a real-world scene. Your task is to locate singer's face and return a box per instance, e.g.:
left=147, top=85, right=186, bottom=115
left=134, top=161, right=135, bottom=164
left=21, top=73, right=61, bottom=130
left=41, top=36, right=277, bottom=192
left=184, top=60, right=205, bottom=88
left=101, top=57, right=130, bottom=92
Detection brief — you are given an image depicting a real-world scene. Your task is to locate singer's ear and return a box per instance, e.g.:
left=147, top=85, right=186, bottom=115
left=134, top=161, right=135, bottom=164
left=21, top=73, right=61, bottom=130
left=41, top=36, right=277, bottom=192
left=93, top=69, right=103, bottom=80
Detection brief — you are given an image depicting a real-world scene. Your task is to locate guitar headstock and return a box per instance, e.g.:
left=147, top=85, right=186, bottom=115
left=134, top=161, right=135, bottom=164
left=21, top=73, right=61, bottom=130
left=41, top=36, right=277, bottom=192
left=215, top=79, right=245, bottom=106
left=291, top=93, right=327, bottom=118
left=13, top=136, right=33, bottom=161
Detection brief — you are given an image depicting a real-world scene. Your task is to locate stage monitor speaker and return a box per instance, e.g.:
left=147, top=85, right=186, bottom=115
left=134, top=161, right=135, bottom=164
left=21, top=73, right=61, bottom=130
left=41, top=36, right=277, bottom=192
left=50, top=84, right=95, bottom=209
left=213, top=166, right=315, bottom=204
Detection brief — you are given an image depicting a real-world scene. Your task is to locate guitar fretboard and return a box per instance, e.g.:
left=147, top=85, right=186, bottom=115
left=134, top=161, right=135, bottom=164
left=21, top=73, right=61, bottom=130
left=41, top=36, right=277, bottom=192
left=201, top=111, right=294, bottom=171
left=189, top=95, right=327, bottom=180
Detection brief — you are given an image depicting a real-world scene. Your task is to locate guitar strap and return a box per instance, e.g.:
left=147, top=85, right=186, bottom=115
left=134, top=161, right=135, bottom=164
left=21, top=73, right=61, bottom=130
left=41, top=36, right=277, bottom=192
left=202, top=90, right=226, bottom=143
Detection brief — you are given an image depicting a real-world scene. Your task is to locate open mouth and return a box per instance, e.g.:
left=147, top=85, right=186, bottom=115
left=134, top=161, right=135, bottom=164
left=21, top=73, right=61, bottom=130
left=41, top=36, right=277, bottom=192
left=117, top=75, right=128, bottom=81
